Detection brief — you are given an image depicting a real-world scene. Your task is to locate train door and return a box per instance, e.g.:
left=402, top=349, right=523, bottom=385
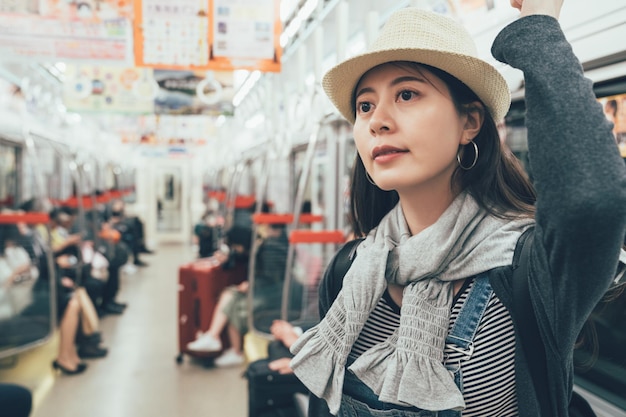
left=156, top=166, right=182, bottom=232
left=142, top=159, right=191, bottom=244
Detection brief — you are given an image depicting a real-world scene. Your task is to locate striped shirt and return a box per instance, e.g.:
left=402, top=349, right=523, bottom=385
left=348, top=278, right=518, bottom=416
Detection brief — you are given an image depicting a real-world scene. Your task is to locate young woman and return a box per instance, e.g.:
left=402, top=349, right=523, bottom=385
left=290, top=1, right=626, bottom=416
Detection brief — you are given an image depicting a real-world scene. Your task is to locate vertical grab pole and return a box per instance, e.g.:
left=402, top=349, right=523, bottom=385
left=336, top=1, right=348, bottom=63
left=313, top=27, right=323, bottom=89
left=367, top=10, right=379, bottom=47
left=298, top=45, right=307, bottom=95
left=325, top=1, right=349, bottom=233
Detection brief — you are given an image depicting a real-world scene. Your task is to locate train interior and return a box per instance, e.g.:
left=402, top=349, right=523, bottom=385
left=0, top=1, right=625, bottom=416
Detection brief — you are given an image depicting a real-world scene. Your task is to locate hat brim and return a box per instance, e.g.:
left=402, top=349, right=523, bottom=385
left=322, top=48, right=511, bottom=124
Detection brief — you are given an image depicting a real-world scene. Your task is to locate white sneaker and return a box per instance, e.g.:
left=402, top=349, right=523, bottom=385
left=214, top=348, right=245, bottom=367
left=187, top=334, right=222, bottom=352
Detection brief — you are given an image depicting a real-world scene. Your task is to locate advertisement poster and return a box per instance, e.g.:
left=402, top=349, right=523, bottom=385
left=63, top=66, right=154, bottom=114
left=0, top=0, right=38, bottom=14
left=114, top=114, right=215, bottom=155
left=134, top=0, right=280, bottom=72
left=133, top=0, right=211, bottom=70
left=39, top=0, right=133, bottom=20
left=154, top=70, right=234, bottom=116
left=210, top=0, right=281, bottom=72
left=0, top=14, right=132, bottom=63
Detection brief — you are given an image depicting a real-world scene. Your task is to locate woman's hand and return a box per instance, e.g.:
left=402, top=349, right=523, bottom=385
left=61, top=277, right=75, bottom=288
left=56, top=254, right=76, bottom=268
left=270, top=320, right=300, bottom=348
left=268, top=357, right=294, bottom=375
left=213, top=250, right=228, bottom=264
left=510, top=0, right=563, bottom=19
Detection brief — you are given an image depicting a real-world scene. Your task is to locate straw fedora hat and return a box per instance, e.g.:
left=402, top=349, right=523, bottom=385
left=322, top=7, right=511, bottom=124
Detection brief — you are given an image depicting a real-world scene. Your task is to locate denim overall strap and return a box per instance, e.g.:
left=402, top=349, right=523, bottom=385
left=439, top=273, right=493, bottom=417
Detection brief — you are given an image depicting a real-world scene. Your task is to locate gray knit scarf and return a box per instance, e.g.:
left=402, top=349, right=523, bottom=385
left=290, top=192, right=534, bottom=415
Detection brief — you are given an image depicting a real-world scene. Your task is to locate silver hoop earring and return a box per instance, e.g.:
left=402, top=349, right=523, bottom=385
left=457, top=140, right=479, bottom=170
left=365, top=171, right=377, bottom=186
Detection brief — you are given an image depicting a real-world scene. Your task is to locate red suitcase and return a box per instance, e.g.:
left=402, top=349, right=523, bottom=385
left=176, top=258, right=247, bottom=365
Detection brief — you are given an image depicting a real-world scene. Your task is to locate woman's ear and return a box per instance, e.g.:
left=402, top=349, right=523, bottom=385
left=461, top=101, right=485, bottom=144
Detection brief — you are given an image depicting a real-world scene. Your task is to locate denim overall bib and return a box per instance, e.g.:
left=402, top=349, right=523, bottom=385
left=338, top=273, right=493, bottom=417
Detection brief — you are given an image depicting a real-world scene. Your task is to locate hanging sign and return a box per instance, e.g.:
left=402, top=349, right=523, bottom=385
left=63, top=66, right=155, bottom=114
left=133, top=0, right=211, bottom=70
left=0, top=1, right=35, bottom=14
left=38, top=0, right=134, bottom=20
left=133, top=0, right=281, bottom=72
left=154, top=70, right=233, bottom=116
left=0, top=14, right=132, bottom=64
left=208, top=0, right=281, bottom=72
left=114, top=114, right=214, bottom=151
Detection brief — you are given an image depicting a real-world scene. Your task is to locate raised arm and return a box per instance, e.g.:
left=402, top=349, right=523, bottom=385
left=493, top=1, right=626, bottom=349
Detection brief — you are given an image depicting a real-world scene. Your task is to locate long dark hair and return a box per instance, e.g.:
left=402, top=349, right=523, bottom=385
left=349, top=62, right=536, bottom=237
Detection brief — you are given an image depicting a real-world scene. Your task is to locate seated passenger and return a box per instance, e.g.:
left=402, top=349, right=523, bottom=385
left=108, top=199, right=152, bottom=267
left=193, top=209, right=223, bottom=258
left=97, top=223, right=129, bottom=316
left=187, top=224, right=287, bottom=367
left=0, top=223, right=89, bottom=374
left=39, top=213, right=108, bottom=364
left=0, top=224, right=39, bottom=320
left=49, top=209, right=106, bottom=316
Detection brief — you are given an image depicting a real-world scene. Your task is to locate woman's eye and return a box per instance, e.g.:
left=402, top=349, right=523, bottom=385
left=358, top=102, right=372, bottom=113
left=399, top=90, right=415, bottom=101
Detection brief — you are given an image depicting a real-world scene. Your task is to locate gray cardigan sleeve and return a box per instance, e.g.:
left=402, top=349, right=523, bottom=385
left=492, top=11, right=626, bottom=381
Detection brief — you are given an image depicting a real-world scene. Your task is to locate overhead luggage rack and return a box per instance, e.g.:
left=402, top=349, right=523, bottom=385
left=0, top=212, right=49, bottom=224
left=289, top=229, right=345, bottom=244
left=252, top=212, right=324, bottom=225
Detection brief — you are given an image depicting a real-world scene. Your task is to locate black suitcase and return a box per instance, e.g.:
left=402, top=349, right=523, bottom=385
left=245, top=358, right=308, bottom=417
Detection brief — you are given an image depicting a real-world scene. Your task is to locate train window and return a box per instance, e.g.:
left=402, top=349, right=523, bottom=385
left=282, top=241, right=325, bottom=327
left=250, top=224, right=290, bottom=333
left=503, top=100, right=531, bottom=177
left=121, top=167, right=137, bottom=204
left=290, top=143, right=328, bottom=218
left=0, top=220, right=55, bottom=358
left=0, top=139, right=55, bottom=358
left=0, top=141, right=18, bottom=210
left=342, top=140, right=357, bottom=233
left=597, top=92, right=626, bottom=155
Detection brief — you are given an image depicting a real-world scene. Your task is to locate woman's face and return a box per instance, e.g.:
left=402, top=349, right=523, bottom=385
left=353, top=63, right=479, bottom=197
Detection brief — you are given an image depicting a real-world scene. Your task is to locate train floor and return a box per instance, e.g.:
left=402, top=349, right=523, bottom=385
left=34, top=242, right=248, bottom=417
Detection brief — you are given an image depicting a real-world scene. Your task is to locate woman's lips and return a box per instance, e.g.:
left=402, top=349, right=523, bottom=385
left=372, top=146, right=408, bottom=162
